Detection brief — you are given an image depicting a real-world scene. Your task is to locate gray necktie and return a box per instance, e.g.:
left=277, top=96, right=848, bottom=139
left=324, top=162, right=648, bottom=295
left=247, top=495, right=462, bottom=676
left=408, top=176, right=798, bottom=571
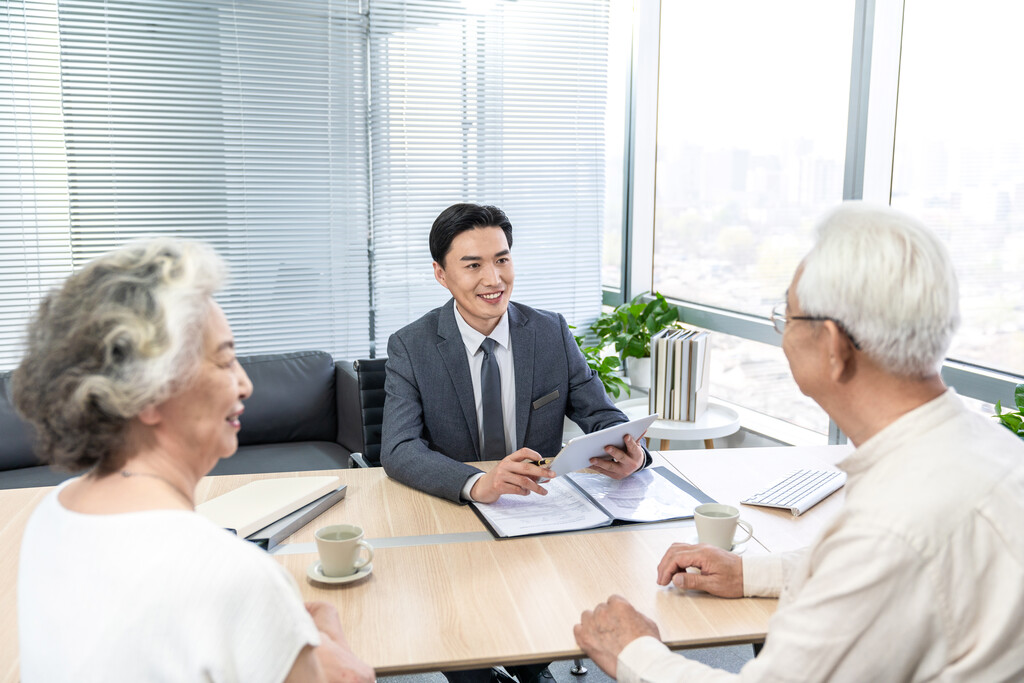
left=479, top=337, right=507, bottom=460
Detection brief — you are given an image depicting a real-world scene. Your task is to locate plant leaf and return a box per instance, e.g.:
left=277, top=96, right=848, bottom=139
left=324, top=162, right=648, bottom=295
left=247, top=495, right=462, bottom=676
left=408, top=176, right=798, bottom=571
left=1001, top=413, right=1023, bottom=431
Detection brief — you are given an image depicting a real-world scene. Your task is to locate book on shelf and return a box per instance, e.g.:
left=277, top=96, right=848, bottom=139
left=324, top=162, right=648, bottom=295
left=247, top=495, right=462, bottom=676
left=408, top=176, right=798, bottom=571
left=470, top=466, right=715, bottom=539
left=648, top=325, right=711, bottom=422
left=648, top=328, right=673, bottom=416
left=688, top=331, right=711, bottom=421
left=661, top=329, right=678, bottom=418
left=671, top=330, right=696, bottom=420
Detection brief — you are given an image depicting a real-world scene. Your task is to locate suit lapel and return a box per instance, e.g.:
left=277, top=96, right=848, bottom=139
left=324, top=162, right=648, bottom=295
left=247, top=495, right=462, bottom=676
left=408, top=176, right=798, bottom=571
left=509, top=303, right=535, bottom=450
left=437, top=300, right=481, bottom=457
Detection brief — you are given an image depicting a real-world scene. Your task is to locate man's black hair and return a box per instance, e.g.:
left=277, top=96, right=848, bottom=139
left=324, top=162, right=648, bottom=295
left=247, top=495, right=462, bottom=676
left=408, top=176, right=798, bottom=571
left=429, top=203, right=513, bottom=267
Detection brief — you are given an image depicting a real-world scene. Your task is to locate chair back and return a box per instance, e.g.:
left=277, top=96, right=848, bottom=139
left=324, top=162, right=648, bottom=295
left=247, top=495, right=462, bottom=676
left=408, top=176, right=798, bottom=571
left=354, top=358, right=387, bottom=467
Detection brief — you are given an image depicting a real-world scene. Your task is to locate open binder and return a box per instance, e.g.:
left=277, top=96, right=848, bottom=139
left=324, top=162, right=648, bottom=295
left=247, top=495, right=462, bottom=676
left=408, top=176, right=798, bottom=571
left=471, top=466, right=715, bottom=539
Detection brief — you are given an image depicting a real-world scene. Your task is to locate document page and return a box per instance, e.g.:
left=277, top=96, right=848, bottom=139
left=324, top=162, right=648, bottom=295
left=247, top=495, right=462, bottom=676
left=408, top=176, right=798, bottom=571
left=566, top=468, right=703, bottom=523
left=473, top=477, right=613, bottom=537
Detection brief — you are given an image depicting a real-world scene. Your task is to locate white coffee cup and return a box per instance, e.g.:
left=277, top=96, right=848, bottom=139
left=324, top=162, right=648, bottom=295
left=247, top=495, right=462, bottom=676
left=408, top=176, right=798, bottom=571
left=694, top=503, right=753, bottom=551
left=314, top=524, right=374, bottom=577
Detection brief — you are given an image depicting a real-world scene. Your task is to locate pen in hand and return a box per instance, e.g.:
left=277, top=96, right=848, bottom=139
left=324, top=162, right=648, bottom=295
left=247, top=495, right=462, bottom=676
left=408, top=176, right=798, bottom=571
left=524, top=457, right=555, bottom=483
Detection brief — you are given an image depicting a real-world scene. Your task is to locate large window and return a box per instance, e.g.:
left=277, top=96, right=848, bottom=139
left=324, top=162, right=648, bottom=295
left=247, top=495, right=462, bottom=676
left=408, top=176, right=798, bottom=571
left=652, top=0, right=855, bottom=433
left=641, top=0, right=1023, bottom=436
left=1, top=0, right=616, bottom=369
left=890, top=0, right=1024, bottom=377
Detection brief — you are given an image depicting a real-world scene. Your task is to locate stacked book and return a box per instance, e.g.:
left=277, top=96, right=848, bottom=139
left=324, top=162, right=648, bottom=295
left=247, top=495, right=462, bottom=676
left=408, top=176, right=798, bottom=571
left=197, top=476, right=347, bottom=551
left=648, top=327, right=711, bottom=421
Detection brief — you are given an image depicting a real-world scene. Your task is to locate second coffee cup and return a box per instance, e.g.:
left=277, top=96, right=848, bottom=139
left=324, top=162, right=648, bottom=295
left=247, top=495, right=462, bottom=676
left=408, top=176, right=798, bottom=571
left=694, top=503, right=753, bottom=551
left=315, top=523, right=374, bottom=577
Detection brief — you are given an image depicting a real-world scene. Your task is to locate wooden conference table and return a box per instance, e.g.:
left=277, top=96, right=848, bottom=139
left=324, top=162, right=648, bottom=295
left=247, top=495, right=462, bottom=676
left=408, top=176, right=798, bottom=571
left=0, top=446, right=851, bottom=680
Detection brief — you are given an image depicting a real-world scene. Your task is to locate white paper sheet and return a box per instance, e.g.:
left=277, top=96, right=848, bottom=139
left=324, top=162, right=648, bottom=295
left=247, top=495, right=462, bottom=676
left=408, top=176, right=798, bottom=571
left=473, top=477, right=613, bottom=537
left=566, top=469, right=701, bottom=522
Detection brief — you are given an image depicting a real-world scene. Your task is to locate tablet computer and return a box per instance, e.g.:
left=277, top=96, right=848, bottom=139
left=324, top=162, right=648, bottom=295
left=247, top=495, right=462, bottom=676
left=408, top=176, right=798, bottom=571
left=547, top=413, right=658, bottom=476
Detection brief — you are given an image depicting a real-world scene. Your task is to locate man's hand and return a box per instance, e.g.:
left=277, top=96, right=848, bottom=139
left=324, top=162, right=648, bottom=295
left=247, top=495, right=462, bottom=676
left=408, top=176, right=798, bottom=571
left=470, top=449, right=555, bottom=503
left=656, top=543, right=744, bottom=598
left=574, top=595, right=661, bottom=678
left=588, top=433, right=645, bottom=480
left=305, top=602, right=376, bottom=683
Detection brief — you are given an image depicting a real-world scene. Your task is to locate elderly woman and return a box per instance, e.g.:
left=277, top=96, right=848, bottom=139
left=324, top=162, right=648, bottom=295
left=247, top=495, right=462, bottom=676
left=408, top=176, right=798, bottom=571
left=13, top=239, right=374, bottom=683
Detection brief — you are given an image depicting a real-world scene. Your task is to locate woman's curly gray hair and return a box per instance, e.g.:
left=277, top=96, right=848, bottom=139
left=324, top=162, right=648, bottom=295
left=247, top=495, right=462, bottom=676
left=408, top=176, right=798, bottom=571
left=12, top=238, right=225, bottom=474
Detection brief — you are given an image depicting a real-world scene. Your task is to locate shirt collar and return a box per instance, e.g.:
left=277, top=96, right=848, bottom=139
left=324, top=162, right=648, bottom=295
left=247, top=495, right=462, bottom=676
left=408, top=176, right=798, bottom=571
left=453, top=301, right=510, bottom=354
left=838, top=388, right=961, bottom=477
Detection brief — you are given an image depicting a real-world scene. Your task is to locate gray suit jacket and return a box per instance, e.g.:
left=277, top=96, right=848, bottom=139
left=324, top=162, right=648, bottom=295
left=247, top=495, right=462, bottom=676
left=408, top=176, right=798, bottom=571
left=381, top=299, right=645, bottom=502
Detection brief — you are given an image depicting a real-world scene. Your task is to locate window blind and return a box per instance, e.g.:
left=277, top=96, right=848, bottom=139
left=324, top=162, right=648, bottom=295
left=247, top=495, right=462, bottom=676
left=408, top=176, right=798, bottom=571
left=1, top=1, right=73, bottom=370
left=1, top=0, right=372, bottom=371
left=3, top=0, right=614, bottom=370
left=367, top=0, right=608, bottom=350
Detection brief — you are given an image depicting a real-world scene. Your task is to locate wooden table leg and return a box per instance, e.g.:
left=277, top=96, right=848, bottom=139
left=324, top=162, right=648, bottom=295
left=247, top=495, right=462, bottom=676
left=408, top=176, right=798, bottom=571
left=704, top=438, right=715, bottom=449
left=658, top=438, right=669, bottom=451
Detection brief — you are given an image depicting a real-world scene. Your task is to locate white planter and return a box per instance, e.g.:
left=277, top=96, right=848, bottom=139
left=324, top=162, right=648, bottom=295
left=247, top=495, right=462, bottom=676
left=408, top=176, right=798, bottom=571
left=625, top=356, right=651, bottom=390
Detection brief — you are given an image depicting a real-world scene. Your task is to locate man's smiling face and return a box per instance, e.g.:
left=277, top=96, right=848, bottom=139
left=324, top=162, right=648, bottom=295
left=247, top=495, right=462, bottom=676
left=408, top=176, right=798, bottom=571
left=433, top=226, right=514, bottom=336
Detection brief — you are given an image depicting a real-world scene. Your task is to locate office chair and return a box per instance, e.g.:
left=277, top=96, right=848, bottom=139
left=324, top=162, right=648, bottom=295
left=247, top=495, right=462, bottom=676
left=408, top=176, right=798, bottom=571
left=349, top=358, right=387, bottom=468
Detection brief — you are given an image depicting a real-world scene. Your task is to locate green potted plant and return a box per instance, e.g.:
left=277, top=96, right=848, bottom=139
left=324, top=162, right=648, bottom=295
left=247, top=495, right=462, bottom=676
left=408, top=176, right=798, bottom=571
left=993, top=383, right=1024, bottom=439
left=589, top=292, right=681, bottom=390
left=573, top=332, right=630, bottom=399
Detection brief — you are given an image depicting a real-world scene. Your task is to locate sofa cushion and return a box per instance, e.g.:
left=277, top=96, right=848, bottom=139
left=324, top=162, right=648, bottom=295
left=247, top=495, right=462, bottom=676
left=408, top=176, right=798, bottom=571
left=238, top=351, right=338, bottom=446
left=0, top=465, right=75, bottom=490
left=0, top=372, right=39, bottom=472
left=209, top=442, right=352, bottom=476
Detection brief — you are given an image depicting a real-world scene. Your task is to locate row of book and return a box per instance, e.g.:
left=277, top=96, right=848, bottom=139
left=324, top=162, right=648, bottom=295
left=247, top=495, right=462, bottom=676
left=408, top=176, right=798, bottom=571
left=648, top=326, right=711, bottom=421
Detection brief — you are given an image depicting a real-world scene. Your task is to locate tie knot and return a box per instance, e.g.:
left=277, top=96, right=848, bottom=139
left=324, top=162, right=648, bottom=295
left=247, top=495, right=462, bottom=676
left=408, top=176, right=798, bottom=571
left=480, top=337, right=498, bottom=356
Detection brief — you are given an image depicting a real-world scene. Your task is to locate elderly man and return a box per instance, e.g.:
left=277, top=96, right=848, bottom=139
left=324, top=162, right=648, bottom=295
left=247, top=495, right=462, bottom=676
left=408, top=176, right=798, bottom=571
left=574, top=202, right=1024, bottom=681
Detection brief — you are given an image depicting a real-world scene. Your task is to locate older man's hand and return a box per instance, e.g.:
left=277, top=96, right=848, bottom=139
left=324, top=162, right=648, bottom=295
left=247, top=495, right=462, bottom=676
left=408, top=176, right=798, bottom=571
left=574, top=595, right=661, bottom=678
left=588, top=433, right=646, bottom=480
left=657, top=543, right=744, bottom=598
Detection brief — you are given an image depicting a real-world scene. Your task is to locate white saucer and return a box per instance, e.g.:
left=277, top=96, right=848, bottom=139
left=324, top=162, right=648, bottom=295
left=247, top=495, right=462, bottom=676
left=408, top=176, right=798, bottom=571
left=307, top=561, right=373, bottom=585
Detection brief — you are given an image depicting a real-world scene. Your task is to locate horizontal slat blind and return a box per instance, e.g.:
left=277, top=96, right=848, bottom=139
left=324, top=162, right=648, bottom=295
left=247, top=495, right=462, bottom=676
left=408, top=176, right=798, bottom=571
left=368, top=0, right=608, bottom=348
left=3, top=0, right=613, bottom=370
left=0, top=1, right=74, bottom=369
left=5, top=0, right=372, bottom=369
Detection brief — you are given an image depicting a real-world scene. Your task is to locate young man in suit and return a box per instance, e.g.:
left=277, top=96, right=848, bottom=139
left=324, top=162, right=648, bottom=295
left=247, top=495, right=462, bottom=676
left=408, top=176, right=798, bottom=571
left=381, top=202, right=650, bottom=505
left=381, top=203, right=651, bottom=683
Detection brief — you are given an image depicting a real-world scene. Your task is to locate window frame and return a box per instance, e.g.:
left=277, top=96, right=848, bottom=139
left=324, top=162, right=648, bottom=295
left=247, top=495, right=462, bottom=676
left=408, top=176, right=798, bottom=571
left=605, top=0, right=1023, bottom=441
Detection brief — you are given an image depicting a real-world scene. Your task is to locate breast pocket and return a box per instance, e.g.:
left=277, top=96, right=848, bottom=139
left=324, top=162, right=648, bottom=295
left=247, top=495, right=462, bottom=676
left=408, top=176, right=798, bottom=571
left=531, top=389, right=560, bottom=411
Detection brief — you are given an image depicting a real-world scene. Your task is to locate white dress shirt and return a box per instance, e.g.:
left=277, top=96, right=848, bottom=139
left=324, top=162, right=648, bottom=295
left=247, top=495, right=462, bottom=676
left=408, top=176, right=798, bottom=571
left=453, top=302, right=517, bottom=501
left=618, top=390, right=1024, bottom=682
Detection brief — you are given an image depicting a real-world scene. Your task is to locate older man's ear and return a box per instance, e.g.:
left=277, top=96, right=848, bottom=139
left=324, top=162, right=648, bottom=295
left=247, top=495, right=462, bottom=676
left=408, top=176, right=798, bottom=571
left=824, top=320, right=857, bottom=383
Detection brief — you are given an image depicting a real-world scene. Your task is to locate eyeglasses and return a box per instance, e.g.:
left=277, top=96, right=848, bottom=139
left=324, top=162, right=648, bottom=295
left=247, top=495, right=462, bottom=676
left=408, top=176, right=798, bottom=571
left=770, top=302, right=861, bottom=350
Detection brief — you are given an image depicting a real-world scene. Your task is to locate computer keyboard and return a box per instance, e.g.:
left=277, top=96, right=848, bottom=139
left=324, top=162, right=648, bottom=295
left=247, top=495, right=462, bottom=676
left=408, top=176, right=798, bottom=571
left=741, top=469, right=847, bottom=516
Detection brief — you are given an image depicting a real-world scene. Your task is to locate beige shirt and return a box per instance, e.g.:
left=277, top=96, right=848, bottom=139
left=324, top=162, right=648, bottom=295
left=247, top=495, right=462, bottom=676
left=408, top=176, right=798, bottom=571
left=619, top=390, right=1024, bottom=682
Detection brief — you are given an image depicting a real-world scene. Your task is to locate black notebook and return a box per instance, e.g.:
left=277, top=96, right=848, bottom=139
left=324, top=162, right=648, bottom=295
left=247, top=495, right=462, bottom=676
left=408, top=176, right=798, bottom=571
left=471, top=466, right=714, bottom=539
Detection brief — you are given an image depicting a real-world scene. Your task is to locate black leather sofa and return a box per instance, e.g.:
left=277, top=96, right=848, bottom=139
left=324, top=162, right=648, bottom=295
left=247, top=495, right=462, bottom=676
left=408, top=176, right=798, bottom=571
left=0, top=350, right=365, bottom=490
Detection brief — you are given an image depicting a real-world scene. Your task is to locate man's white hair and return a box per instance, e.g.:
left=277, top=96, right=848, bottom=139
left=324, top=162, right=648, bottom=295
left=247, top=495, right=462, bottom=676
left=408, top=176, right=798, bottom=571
left=796, top=201, right=960, bottom=378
